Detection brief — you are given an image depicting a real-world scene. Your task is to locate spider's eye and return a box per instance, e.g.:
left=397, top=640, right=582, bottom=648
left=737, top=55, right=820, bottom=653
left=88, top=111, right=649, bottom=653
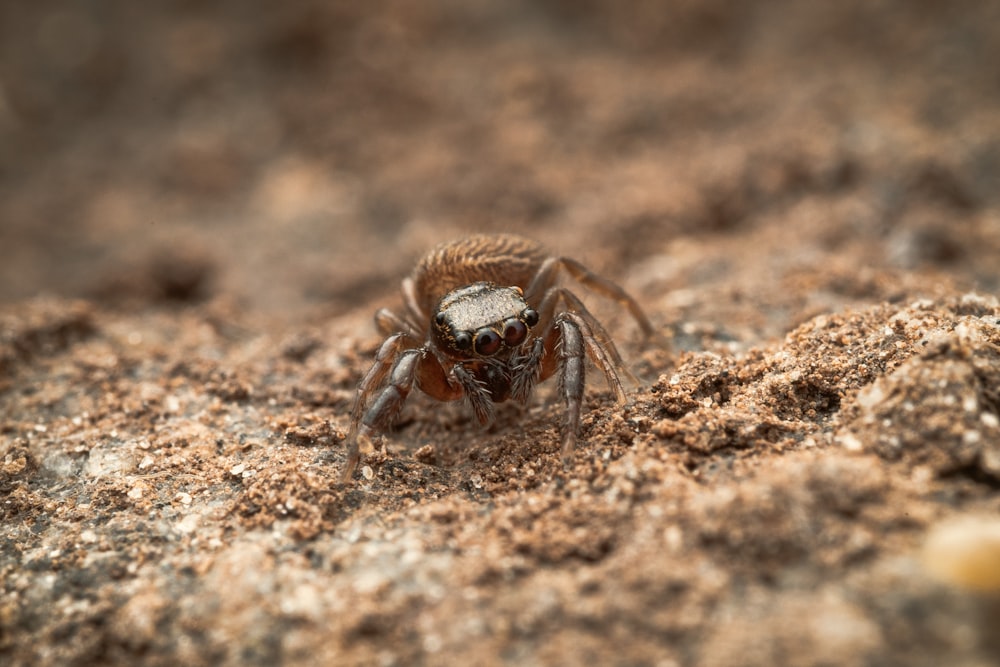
left=435, top=312, right=447, bottom=326
left=522, top=308, right=540, bottom=328
left=474, top=328, right=502, bottom=356
left=454, top=331, right=473, bottom=350
left=503, top=319, right=528, bottom=347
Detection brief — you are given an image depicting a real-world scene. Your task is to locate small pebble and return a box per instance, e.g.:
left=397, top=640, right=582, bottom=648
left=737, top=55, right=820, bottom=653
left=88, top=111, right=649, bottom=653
left=923, top=516, right=1000, bottom=593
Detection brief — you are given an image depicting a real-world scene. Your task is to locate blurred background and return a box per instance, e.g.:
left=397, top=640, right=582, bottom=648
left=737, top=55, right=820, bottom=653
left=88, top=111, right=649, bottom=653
left=1, top=0, right=998, bottom=324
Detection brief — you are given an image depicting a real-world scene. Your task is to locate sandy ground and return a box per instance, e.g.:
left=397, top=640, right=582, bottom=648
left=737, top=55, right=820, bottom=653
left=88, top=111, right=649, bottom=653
left=2, top=1, right=1000, bottom=665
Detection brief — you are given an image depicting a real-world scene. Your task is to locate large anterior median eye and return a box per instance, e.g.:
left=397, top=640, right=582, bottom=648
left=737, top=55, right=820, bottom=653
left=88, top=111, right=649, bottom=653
left=503, top=318, right=527, bottom=347
left=474, top=328, right=502, bottom=356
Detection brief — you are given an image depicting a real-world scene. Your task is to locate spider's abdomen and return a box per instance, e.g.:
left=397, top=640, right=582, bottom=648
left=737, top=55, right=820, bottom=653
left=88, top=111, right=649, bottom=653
left=412, top=234, right=549, bottom=317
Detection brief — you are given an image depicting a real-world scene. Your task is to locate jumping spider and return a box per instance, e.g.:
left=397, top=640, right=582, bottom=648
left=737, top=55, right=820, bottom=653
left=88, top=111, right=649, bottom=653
left=343, top=233, right=653, bottom=480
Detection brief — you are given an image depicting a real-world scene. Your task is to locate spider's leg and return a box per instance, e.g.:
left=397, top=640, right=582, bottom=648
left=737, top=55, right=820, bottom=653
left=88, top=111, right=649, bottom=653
left=558, top=257, right=654, bottom=337
left=374, top=308, right=421, bottom=338
left=344, top=344, right=420, bottom=481
left=349, top=333, right=414, bottom=435
left=554, top=317, right=586, bottom=463
left=401, top=277, right=429, bottom=327
left=536, top=287, right=632, bottom=400
left=524, top=256, right=560, bottom=305
left=344, top=344, right=462, bottom=482
left=558, top=294, right=632, bottom=400
left=525, top=256, right=653, bottom=338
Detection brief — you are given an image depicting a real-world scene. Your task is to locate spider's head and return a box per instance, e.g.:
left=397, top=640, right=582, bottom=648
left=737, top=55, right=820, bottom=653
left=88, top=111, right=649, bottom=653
left=432, top=282, right=539, bottom=360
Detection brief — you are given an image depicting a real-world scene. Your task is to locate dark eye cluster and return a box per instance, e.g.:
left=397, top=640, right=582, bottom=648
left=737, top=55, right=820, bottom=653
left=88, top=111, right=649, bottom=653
left=447, top=308, right=539, bottom=357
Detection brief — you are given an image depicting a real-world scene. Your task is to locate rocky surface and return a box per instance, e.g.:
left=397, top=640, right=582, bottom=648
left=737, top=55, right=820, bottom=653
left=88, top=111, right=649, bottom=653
left=2, top=1, right=1000, bottom=665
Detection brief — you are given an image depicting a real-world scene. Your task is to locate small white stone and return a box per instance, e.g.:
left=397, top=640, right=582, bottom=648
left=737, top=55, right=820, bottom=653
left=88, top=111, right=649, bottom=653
left=175, top=513, right=200, bottom=534
left=422, top=634, right=442, bottom=653
left=856, top=384, right=885, bottom=409
left=280, top=583, right=323, bottom=621
left=127, top=486, right=144, bottom=500
left=138, top=455, right=155, bottom=470
left=664, top=525, right=683, bottom=552
left=839, top=431, right=864, bottom=452
left=230, top=463, right=246, bottom=476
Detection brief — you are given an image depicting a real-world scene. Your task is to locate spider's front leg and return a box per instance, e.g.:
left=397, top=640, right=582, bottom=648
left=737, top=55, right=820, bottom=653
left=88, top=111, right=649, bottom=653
left=522, top=316, right=587, bottom=463
left=343, top=343, right=461, bottom=482
left=550, top=317, right=587, bottom=463
left=536, top=311, right=629, bottom=464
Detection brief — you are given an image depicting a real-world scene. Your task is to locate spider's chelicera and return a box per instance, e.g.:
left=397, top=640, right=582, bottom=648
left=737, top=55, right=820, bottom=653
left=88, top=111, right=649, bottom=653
left=342, top=234, right=653, bottom=481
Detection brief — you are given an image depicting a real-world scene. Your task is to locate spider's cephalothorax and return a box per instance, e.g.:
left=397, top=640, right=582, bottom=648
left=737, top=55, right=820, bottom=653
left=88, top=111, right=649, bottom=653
left=431, top=281, right=540, bottom=403
left=342, top=234, right=653, bottom=481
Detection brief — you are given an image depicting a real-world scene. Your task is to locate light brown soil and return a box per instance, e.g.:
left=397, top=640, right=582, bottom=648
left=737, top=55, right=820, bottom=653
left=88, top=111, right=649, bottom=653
left=2, top=2, right=1000, bottom=665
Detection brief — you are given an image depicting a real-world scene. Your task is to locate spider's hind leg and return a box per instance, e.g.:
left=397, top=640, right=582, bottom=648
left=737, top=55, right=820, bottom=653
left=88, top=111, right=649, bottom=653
left=374, top=308, right=421, bottom=337
left=559, top=257, right=654, bottom=338
left=525, top=256, right=654, bottom=339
